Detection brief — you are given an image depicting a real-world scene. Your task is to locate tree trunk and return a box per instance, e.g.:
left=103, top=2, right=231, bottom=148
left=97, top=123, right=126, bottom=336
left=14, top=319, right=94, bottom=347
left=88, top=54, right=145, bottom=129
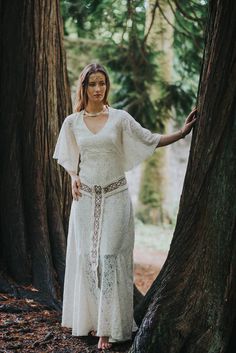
left=0, top=0, right=72, bottom=307
left=131, top=0, right=236, bottom=352
left=139, top=0, right=176, bottom=225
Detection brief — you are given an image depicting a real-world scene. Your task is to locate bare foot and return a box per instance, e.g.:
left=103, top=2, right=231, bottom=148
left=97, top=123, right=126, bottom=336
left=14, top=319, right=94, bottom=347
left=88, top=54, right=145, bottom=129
left=98, top=336, right=112, bottom=350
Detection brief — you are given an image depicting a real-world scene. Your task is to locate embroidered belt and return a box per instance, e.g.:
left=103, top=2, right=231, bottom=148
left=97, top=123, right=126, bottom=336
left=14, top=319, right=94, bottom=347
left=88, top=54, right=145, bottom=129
left=79, top=176, right=128, bottom=288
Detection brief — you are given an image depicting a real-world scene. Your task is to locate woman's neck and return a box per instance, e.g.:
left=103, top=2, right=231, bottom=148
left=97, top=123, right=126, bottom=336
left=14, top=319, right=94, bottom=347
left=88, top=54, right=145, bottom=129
left=85, top=102, right=104, bottom=113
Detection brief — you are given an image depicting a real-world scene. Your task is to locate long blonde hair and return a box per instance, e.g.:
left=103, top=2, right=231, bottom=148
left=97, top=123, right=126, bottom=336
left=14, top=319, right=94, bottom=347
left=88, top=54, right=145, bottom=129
left=73, top=63, right=110, bottom=112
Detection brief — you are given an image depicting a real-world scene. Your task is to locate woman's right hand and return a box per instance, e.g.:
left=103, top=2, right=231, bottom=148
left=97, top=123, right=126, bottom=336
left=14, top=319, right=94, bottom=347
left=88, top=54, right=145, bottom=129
left=71, top=175, right=82, bottom=201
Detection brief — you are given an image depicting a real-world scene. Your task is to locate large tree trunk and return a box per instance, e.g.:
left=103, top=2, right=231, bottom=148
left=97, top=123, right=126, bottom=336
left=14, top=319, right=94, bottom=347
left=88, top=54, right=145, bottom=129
left=131, top=0, right=236, bottom=352
left=0, top=0, right=71, bottom=307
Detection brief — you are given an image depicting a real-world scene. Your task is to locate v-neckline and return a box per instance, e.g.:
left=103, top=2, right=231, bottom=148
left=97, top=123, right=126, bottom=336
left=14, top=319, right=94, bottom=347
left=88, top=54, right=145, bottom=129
left=82, top=106, right=111, bottom=136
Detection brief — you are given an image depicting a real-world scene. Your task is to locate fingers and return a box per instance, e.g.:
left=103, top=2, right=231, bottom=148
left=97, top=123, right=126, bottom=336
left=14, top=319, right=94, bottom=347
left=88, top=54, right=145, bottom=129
left=186, top=108, right=198, bottom=122
left=72, top=189, right=82, bottom=201
left=188, top=117, right=198, bottom=126
left=184, top=117, right=197, bottom=130
left=191, top=107, right=197, bottom=113
left=182, top=117, right=198, bottom=136
left=72, top=179, right=82, bottom=201
left=186, top=111, right=197, bottom=123
left=186, top=119, right=197, bottom=128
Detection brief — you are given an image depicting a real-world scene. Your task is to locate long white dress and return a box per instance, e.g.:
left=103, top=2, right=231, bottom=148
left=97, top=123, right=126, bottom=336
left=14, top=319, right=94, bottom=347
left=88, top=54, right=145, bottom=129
left=53, top=106, right=161, bottom=343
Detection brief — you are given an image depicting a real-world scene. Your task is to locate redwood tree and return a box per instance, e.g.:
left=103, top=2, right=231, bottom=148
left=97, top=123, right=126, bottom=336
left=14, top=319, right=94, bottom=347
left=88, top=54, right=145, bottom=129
left=0, top=0, right=71, bottom=307
left=131, top=0, right=236, bottom=352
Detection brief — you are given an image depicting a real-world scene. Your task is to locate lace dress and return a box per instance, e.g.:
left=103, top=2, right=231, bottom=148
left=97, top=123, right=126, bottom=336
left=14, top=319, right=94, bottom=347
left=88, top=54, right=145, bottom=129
left=53, top=106, right=161, bottom=343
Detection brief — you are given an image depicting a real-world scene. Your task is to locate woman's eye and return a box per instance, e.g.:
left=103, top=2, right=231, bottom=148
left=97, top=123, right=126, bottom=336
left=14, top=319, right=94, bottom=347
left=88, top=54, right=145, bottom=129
left=88, top=82, right=105, bottom=87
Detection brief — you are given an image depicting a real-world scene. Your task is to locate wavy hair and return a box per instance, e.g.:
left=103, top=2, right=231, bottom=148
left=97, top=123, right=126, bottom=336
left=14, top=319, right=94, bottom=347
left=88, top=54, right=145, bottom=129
left=73, top=63, right=110, bottom=112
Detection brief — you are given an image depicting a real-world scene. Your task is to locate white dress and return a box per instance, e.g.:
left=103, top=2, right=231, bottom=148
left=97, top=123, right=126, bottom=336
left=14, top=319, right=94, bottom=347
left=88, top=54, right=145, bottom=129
left=53, top=106, right=161, bottom=343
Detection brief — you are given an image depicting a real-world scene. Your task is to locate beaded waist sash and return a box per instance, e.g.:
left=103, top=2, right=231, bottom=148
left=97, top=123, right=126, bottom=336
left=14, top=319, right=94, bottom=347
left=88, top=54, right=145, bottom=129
left=79, top=176, right=128, bottom=288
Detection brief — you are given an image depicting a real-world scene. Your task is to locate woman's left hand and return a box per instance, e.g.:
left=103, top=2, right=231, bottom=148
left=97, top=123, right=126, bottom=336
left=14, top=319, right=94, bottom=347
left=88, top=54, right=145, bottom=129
left=181, top=108, right=198, bottom=137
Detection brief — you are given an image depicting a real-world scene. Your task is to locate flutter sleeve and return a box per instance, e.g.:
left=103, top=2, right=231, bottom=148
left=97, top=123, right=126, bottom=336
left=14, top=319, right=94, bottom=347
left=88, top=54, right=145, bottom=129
left=52, top=115, right=80, bottom=174
left=121, top=110, right=162, bottom=172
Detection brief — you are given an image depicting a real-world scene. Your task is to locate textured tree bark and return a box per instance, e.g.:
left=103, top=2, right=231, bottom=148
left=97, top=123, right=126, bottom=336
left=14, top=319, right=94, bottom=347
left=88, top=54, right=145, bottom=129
left=131, top=0, right=236, bottom=352
left=0, top=0, right=72, bottom=306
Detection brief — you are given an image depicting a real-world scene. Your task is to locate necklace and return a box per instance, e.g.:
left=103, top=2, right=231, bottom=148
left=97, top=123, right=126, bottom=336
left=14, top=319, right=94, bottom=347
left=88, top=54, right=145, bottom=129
left=84, top=105, right=107, bottom=117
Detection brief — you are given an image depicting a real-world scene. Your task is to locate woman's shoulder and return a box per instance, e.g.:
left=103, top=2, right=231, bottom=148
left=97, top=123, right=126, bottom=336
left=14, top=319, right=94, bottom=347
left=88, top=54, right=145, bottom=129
left=63, top=111, right=82, bottom=127
left=109, top=106, right=130, bottom=121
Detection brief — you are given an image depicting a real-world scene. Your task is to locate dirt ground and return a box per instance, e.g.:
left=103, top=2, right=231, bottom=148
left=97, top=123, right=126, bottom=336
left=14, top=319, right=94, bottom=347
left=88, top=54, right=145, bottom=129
left=134, top=247, right=167, bottom=295
left=0, top=249, right=167, bottom=353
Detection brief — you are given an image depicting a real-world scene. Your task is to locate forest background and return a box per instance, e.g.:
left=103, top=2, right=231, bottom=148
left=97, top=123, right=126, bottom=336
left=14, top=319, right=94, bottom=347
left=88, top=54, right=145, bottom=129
left=61, top=0, right=206, bottom=221
left=2, top=0, right=235, bottom=352
left=60, top=0, right=207, bottom=256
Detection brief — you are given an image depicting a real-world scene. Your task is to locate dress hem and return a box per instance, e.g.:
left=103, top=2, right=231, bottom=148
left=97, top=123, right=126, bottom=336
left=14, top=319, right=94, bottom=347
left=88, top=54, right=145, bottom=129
left=61, top=322, right=138, bottom=343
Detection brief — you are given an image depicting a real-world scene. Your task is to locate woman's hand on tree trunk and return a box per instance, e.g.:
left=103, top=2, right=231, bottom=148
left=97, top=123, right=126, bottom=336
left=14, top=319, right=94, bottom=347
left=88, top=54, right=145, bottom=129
left=181, top=107, right=198, bottom=137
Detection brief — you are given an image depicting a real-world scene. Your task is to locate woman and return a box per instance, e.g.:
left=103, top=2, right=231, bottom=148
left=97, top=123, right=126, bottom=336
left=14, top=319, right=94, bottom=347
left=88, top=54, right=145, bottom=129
left=53, top=63, right=197, bottom=350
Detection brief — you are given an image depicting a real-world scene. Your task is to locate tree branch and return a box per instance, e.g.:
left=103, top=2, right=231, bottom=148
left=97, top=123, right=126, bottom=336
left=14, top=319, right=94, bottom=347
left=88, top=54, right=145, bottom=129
left=172, top=0, right=203, bottom=25
left=143, top=0, right=158, bottom=44
left=155, top=0, right=202, bottom=50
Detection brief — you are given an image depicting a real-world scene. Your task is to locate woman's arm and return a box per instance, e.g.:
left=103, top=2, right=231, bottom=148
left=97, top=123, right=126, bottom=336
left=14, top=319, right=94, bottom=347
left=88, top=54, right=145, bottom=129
left=158, top=129, right=184, bottom=147
left=157, top=108, right=198, bottom=148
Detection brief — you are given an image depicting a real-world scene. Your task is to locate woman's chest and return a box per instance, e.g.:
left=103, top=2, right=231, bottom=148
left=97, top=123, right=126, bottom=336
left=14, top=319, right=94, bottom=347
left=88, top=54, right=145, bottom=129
left=73, top=114, right=122, bottom=153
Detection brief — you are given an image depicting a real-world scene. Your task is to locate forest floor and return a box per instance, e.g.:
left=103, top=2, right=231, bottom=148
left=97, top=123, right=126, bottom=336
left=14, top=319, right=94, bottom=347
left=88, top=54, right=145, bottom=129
left=0, top=222, right=173, bottom=353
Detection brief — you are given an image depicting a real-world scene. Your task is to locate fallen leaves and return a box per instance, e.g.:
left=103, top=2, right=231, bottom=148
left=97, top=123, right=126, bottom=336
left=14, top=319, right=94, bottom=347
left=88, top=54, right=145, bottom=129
left=0, top=292, right=132, bottom=352
left=0, top=263, right=160, bottom=352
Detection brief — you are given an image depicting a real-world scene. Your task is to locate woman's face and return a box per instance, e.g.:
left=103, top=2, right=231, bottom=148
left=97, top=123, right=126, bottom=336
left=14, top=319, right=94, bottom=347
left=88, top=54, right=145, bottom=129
left=86, top=72, right=107, bottom=104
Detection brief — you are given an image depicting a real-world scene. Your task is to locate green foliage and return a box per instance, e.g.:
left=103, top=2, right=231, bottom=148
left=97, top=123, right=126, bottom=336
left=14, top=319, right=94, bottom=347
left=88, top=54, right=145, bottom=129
left=60, top=0, right=207, bottom=128
left=155, top=81, right=196, bottom=126
left=97, top=40, right=164, bottom=131
left=60, top=0, right=103, bottom=37
left=139, top=152, right=163, bottom=208
left=137, top=149, right=167, bottom=224
left=171, top=0, right=208, bottom=123
left=173, top=0, right=208, bottom=78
